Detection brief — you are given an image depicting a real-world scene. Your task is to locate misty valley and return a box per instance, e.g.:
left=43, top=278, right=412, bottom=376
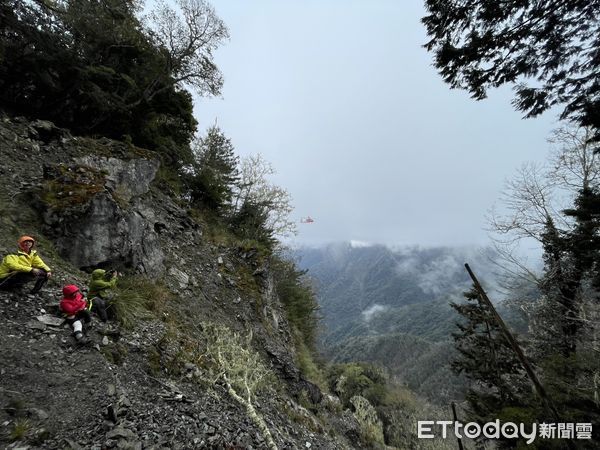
left=298, top=244, right=529, bottom=405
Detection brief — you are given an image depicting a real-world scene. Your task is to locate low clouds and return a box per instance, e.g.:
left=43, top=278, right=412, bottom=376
left=393, top=245, right=500, bottom=298
left=350, top=240, right=373, bottom=248
left=362, top=304, right=389, bottom=322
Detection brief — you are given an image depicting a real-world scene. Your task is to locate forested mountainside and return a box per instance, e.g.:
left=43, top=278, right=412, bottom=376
left=296, top=244, right=529, bottom=404
left=297, top=243, right=500, bottom=335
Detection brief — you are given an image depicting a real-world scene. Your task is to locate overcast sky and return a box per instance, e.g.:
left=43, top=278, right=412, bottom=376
left=192, top=0, right=558, bottom=248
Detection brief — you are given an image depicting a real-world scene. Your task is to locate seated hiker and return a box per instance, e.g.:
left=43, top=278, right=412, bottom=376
left=0, top=235, right=52, bottom=294
left=88, top=268, right=118, bottom=322
left=59, top=284, right=91, bottom=343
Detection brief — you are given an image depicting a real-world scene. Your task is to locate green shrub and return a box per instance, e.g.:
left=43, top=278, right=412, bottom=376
left=350, top=395, right=385, bottom=447
left=295, top=338, right=327, bottom=391
left=228, top=199, right=276, bottom=250
left=112, top=276, right=170, bottom=329
left=272, top=256, right=320, bottom=351
left=9, top=418, right=31, bottom=442
left=327, top=363, right=388, bottom=407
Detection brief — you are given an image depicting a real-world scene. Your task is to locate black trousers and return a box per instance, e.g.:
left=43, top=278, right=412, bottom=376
left=91, top=297, right=109, bottom=322
left=0, top=270, right=48, bottom=293
left=65, top=309, right=92, bottom=331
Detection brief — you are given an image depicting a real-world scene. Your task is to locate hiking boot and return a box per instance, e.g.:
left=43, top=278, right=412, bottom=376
left=75, top=334, right=91, bottom=346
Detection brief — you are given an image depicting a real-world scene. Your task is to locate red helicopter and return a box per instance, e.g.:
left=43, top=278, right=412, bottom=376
left=300, top=216, right=315, bottom=224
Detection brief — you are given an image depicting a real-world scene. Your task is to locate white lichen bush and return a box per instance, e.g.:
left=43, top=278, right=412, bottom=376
left=199, top=321, right=278, bottom=450
left=349, top=395, right=385, bottom=445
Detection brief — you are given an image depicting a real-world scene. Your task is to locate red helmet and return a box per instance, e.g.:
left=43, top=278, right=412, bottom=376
left=62, top=285, right=80, bottom=297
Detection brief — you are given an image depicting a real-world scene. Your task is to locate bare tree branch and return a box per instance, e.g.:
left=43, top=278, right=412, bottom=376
left=488, top=125, right=599, bottom=285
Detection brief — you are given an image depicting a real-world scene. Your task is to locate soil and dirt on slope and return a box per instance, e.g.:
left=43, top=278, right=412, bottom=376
left=0, top=287, right=339, bottom=450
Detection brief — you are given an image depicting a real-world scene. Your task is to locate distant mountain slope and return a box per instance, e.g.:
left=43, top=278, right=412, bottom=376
left=297, top=243, right=506, bottom=403
left=325, top=332, right=463, bottom=404
left=322, top=299, right=458, bottom=347
left=297, top=243, right=501, bottom=339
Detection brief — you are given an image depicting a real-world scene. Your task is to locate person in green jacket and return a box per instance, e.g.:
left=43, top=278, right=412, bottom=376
left=88, top=268, right=118, bottom=322
left=0, top=235, right=52, bottom=294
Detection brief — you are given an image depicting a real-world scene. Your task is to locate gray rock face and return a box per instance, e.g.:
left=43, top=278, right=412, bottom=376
left=76, top=156, right=159, bottom=203
left=262, top=273, right=283, bottom=332
left=168, top=267, right=189, bottom=289
left=42, top=157, right=165, bottom=275
left=47, top=193, right=164, bottom=275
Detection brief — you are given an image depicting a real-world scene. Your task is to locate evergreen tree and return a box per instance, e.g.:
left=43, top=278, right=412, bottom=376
left=228, top=198, right=276, bottom=248
left=530, top=192, right=600, bottom=440
left=536, top=216, right=581, bottom=358
left=189, top=125, right=240, bottom=212
left=451, top=287, right=530, bottom=433
left=452, top=283, right=600, bottom=446
left=422, top=0, right=600, bottom=135
left=563, top=188, right=600, bottom=291
left=533, top=188, right=600, bottom=358
left=0, top=0, right=227, bottom=167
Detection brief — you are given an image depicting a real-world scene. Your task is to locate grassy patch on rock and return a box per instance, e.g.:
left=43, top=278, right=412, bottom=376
left=41, top=164, right=106, bottom=210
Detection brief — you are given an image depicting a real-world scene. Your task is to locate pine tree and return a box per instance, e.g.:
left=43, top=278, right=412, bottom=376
left=534, top=188, right=600, bottom=358
left=422, top=0, right=600, bottom=135
left=531, top=192, right=600, bottom=438
left=563, top=188, right=600, bottom=291
left=189, top=125, right=240, bottom=212
left=451, top=287, right=531, bottom=445
left=535, top=216, right=580, bottom=358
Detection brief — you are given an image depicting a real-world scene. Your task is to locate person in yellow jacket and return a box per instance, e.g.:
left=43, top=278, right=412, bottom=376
left=0, top=235, right=52, bottom=294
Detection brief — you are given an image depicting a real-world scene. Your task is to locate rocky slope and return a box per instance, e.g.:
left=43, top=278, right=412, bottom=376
left=0, top=116, right=364, bottom=449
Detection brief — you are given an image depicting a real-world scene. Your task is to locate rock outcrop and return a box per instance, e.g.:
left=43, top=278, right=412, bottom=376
left=40, top=157, right=165, bottom=275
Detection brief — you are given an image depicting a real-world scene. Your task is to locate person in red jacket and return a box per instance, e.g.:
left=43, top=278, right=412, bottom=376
left=59, top=285, right=91, bottom=342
